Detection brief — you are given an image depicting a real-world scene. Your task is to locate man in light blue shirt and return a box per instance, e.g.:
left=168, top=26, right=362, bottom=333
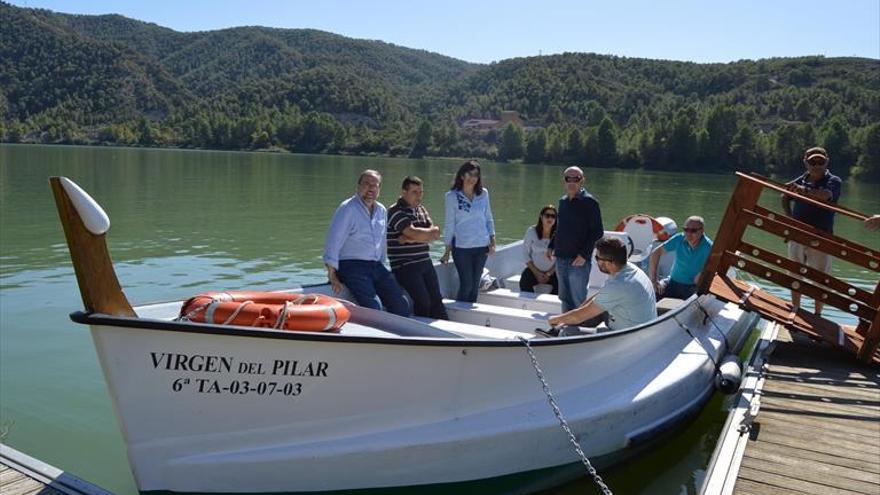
left=548, top=236, right=656, bottom=333
left=323, top=170, right=410, bottom=316
left=648, top=215, right=713, bottom=300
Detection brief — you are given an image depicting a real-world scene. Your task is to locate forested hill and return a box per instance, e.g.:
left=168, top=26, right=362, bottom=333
left=2, top=3, right=879, bottom=180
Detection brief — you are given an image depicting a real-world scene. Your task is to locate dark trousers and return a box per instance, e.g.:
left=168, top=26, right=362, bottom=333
left=664, top=279, right=697, bottom=299
left=393, top=259, right=448, bottom=320
left=519, top=268, right=559, bottom=294
left=452, top=246, right=488, bottom=302
left=337, top=260, right=411, bottom=316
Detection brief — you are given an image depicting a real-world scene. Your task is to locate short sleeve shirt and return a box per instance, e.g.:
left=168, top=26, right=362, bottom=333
left=662, top=233, right=713, bottom=285
left=387, top=198, right=433, bottom=270
left=790, top=170, right=842, bottom=233
left=594, top=263, right=656, bottom=330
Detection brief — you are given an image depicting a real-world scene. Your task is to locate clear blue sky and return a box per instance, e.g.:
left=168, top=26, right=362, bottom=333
left=9, top=0, right=879, bottom=63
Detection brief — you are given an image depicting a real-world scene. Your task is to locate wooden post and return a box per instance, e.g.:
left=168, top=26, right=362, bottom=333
left=698, top=173, right=763, bottom=295
left=856, top=282, right=880, bottom=363
left=49, top=177, right=136, bottom=317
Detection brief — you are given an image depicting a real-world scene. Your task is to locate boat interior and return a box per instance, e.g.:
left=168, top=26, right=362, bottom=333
left=135, top=220, right=687, bottom=342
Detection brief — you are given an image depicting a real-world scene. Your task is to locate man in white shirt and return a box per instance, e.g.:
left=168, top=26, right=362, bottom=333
left=323, top=170, right=410, bottom=316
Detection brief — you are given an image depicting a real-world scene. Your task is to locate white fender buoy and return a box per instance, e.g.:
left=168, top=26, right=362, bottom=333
left=714, top=354, right=743, bottom=394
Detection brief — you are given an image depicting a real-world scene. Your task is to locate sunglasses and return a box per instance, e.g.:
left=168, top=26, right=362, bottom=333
left=542, top=213, right=557, bottom=219
left=564, top=176, right=583, bottom=183
left=683, top=227, right=703, bottom=233
left=808, top=161, right=827, bottom=166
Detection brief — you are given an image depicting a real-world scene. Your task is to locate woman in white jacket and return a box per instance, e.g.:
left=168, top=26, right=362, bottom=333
left=519, top=205, right=558, bottom=294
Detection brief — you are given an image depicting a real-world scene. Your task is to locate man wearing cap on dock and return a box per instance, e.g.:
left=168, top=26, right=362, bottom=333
left=782, top=146, right=842, bottom=317
left=323, top=170, right=411, bottom=317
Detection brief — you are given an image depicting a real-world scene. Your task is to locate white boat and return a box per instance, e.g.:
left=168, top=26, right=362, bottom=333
left=50, top=176, right=758, bottom=494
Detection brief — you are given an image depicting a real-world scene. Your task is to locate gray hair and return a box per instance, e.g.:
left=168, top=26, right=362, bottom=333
left=563, top=166, right=584, bottom=177
left=685, top=215, right=705, bottom=227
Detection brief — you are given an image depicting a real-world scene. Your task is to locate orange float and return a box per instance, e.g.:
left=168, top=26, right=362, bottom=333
left=614, top=214, right=671, bottom=241
left=178, top=291, right=350, bottom=332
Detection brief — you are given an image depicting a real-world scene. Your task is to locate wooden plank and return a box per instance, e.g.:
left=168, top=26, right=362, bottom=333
left=748, top=428, right=879, bottom=463
left=760, top=374, right=880, bottom=401
left=748, top=173, right=871, bottom=222
left=708, top=274, right=880, bottom=363
left=757, top=409, right=880, bottom=439
left=736, top=465, right=866, bottom=495
left=742, top=436, right=880, bottom=476
left=737, top=241, right=874, bottom=302
left=751, top=204, right=877, bottom=256
left=762, top=373, right=880, bottom=399
left=0, top=466, right=26, bottom=484
left=734, top=477, right=816, bottom=495
left=698, top=174, right=764, bottom=294
left=760, top=389, right=879, bottom=417
left=763, top=365, right=879, bottom=385
left=740, top=208, right=880, bottom=272
left=740, top=452, right=879, bottom=494
left=743, top=446, right=880, bottom=487
left=1, top=477, right=45, bottom=495
left=721, top=251, right=875, bottom=321
left=751, top=416, right=880, bottom=456
left=759, top=396, right=879, bottom=427
left=1, top=445, right=111, bottom=495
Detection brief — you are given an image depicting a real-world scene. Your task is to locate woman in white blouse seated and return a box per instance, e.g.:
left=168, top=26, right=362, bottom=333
left=520, top=205, right=558, bottom=294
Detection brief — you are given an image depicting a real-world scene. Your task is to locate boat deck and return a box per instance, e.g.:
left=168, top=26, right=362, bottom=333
left=702, top=326, right=880, bottom=495
left=0, top=444, right=112, bottom=495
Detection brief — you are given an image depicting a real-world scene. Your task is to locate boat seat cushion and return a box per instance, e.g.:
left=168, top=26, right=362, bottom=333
left=657, top=297, right=685, bottom=315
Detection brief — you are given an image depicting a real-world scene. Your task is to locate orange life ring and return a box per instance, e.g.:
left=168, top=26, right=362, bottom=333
left=178, top=291, right=350, bottom=332
left=614, top=214, right=670, bottom=241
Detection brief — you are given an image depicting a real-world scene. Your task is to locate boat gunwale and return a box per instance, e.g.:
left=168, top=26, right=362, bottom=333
left=69, top=293, right=717, bottom=348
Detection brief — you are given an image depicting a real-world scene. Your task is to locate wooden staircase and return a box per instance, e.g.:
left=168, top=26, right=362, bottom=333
left=698, top=173, right=880, bottom=365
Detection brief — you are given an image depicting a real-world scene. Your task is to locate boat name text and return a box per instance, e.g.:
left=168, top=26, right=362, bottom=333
left=150, top=352, right=330, bottom=397
left=149, top=352, right=329, bottom=376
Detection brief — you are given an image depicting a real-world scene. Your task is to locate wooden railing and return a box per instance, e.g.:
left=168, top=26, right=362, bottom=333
left=698, top=172, right=880, bottom=364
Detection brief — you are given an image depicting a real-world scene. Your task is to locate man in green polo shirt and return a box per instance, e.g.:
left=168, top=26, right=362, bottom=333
left=648, top=216, right=713, bottom=300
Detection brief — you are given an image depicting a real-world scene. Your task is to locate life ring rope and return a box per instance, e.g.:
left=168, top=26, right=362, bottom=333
left=177, top=291, right=349, bottom=332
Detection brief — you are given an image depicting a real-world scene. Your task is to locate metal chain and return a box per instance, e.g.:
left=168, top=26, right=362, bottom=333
left=672, top=313, right=722, bottom=371
left=517, top=337, right=613, bottom=495
left=697, top=301, right=731, bottom=351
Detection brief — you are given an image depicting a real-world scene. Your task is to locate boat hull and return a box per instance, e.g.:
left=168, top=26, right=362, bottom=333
left=81, top=296, right=756, bottom=493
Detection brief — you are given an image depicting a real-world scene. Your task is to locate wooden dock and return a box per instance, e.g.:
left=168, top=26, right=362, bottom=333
left=701, top=324, right=880, bottom=494
left=0, top=443, right=112, bottom=495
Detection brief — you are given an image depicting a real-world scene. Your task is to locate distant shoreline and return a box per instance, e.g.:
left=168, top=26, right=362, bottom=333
left=5, top=141, right=868, bottom=184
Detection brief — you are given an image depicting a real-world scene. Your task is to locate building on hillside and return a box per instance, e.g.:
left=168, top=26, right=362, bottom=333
left=460, top=111, right=526, bottom=130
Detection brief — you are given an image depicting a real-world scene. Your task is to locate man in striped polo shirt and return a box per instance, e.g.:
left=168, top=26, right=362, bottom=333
left=387, top=176, right=449, bottom=320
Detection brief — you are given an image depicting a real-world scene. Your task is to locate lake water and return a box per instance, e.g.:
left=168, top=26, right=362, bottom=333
left=1, top=144, right=877, bottom=494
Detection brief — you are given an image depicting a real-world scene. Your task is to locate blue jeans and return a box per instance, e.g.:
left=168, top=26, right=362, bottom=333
left=452, top=246, right=489, bottom=302
left=337, top=260, right=411, bottom=316
left=556, top=257, right=591, bottom=313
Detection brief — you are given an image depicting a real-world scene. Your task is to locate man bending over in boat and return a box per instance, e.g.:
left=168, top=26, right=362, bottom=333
left=387, top=176, right=448, bottom=320
left=648, top=216, right=712, bottom=300
left=546, top=236, right=655, bottom=335
left=323, top=170, right=411, bottom=317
